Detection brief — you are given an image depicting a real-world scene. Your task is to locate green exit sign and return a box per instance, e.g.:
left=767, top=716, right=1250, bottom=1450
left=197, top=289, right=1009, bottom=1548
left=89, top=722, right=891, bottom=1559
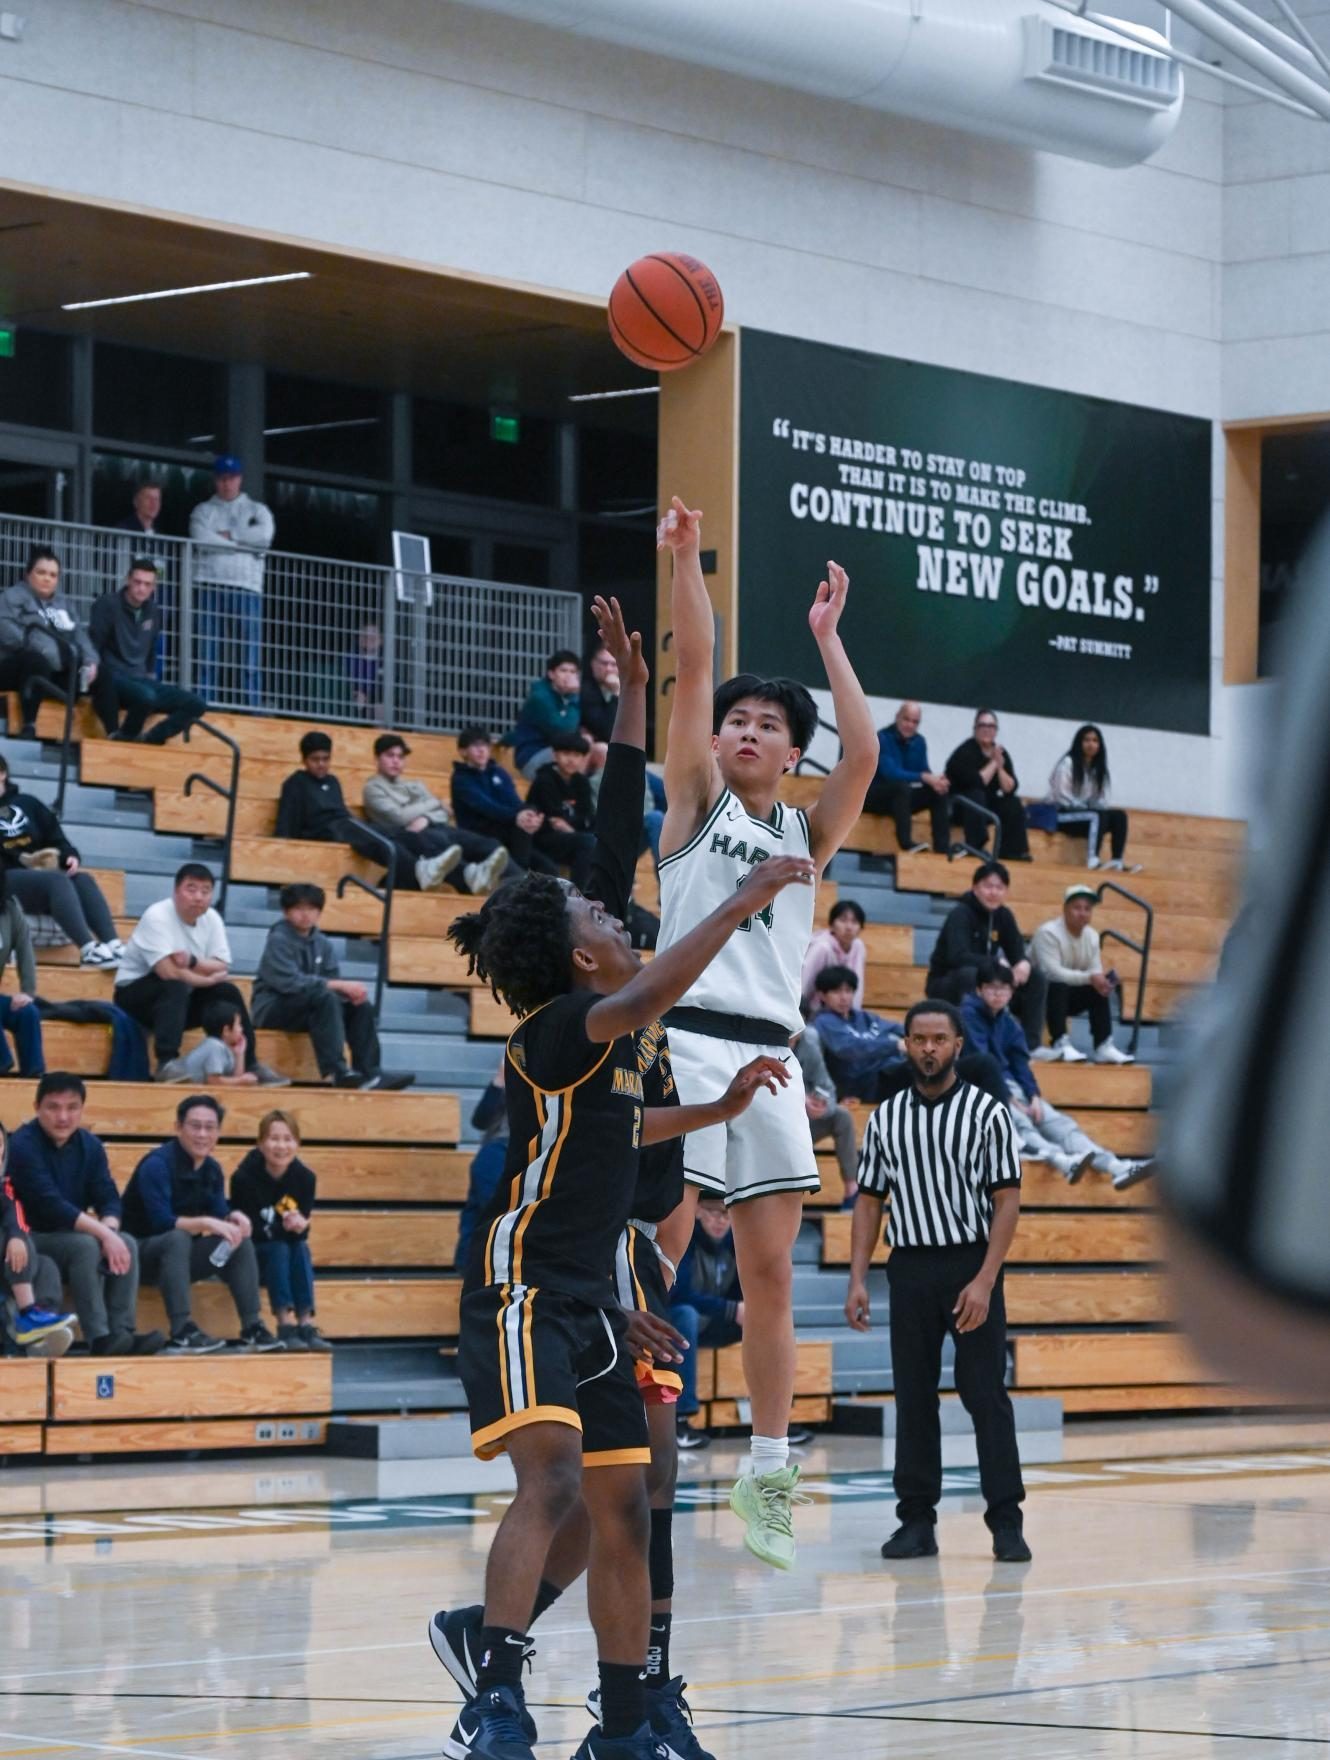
left=0, top=326, right=14, bottom=360
left=490, top=410, right=520, bottom=445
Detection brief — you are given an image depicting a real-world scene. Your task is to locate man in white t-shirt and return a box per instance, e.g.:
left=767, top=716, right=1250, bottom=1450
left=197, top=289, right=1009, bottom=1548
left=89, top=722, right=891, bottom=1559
left=114, top=863, right=286, bottom=1083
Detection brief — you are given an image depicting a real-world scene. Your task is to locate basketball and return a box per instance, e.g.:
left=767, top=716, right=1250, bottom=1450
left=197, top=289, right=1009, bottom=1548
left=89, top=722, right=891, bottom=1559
left=608, top=252, right=725, bottom=371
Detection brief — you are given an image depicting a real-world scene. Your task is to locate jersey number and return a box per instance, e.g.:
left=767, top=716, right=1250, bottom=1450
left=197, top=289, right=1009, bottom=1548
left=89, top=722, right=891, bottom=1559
left=631, top=1105, right=642, bottom=1149
left=736, top=877, right=774, bottom=934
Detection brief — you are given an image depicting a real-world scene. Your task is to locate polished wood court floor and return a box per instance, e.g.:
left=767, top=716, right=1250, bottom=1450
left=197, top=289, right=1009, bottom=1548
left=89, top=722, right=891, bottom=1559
left=3, top=1415, right=1330, bottom=1757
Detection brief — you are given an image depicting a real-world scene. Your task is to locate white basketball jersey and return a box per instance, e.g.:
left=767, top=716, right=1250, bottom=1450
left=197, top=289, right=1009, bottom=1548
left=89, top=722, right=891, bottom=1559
left=657, top=789, right=815, bottom=1036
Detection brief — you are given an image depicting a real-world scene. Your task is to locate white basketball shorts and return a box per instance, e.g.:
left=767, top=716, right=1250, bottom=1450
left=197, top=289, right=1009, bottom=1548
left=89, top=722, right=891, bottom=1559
left=666, top=1026, right=821, bottom=1206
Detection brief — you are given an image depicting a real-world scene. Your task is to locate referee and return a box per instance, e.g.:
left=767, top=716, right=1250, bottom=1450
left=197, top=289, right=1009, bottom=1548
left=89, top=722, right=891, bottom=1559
left=845, top=998, right=1031, bottom=1562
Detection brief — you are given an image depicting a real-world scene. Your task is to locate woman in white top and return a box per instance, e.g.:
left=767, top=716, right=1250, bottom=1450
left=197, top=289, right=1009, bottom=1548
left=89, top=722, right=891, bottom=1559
left=1047, top=724, right=1137, bottom=871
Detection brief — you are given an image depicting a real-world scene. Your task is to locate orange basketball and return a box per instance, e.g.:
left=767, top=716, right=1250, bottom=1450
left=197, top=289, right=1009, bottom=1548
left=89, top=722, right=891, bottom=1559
left=608, top=253, right=724, bottom=372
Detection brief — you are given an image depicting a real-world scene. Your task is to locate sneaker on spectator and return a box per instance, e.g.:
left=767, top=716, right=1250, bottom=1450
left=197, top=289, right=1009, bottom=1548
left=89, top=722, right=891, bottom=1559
left=132, top=1329, right=166, bottom=1354
left=154, top=1058, right=190, bottom=1083
left=277, top=1322, right=308, bottom=1350
left=1048, top=1150, right=1094, bottom=1184
left=1051, top=1034, right=1088, bottom=1064
left=252, top=1062, right=292, bottom=1087
left=12, top=1305, right=76, bottom=1346
left=415, top=848, right=463, bottom=892
left=21, top=1322, right=72, bottom=1358
left=328, top=1068, right=363, bottom=1088
left=675, top=1416, right=710, bottom=1450
left=90, top=1329, right=136, bottom=1355
left=1028, top=1044, right=1059, bottom=1062
left=463, top=848, right=510, bottom=896
left=360, top=1070, right=415, bottom=1091
left=165, top=1322, right=226, bottom=1355
left=297, top=1322, right=333, bottom=1352
left=107, top=937, right=126, bottom=959
left=237, top=1321, right=285, bottom=1352
left=1092, top=1040, right=1134, bottom=1065
left=1111, top=1157, right=1158, bottom=1191
left=905, top=843, right=931, bottom=855
left=79, top=940, right=119, bottom=967
left=1085, top=854, right=1102, bottom=870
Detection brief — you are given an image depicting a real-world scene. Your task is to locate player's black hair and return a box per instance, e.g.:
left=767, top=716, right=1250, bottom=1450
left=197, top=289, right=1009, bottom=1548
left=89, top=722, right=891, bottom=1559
left=974, top=957, right=1015, bottom=991
left=712, top=674, right=818, bottom=756
left=814, top=963, right=859, bottom=994
left=829, top=898, right=866, bottom=928
left=280, top=882, right=326, bottom=911
left=300, top=730, right=333, bottom=758
left=448, top=873, right=575, bottom=1019
left=177, top=1092, right=224, bottom=1124
left=201, top=997, right=243, bottom=1039
left=174, top=861, right=214, bottom=888
left=972, top=860, right=1010, bottom=888
left=1069, top=722, right=1110, bottom=793
left=903, top=998, right=964, bottom=1037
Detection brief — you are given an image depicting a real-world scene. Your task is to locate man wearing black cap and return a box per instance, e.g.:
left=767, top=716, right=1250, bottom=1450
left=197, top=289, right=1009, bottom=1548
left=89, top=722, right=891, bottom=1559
left=189, top=454, right=274, bottom=709
left=362, top=733, right=509, bottom=894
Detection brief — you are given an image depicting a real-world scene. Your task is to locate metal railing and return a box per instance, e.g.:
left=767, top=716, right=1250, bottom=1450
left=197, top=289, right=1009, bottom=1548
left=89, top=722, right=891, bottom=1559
left=947, top=795, right=1003, bottom=863
left=794, top=714, right=843, bottom=778
left=181, top=720, right=241, bottom=915
left=0, top=513, right=582, bottom=738
left=1095, top=878, right=1155, bottom=1058
left=334, top=821, right=398, bottom=1017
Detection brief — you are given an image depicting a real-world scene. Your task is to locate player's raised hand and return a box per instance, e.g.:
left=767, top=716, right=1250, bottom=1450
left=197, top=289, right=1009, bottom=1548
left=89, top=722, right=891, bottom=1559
left=719, top=1054, right=791, bottom=1120
left=592, top=594, right=648, bottom=691
left=736, top=853, right=817, bottom=915
left=809, top=560, right=850, bottom=643
left=656, top=495, right=703, bottom=556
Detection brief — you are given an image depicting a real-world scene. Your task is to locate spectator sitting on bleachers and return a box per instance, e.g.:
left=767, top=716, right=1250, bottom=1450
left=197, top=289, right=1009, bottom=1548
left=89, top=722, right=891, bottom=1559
left=524, top=735, right=597, bottom=891
left=509, top=647, right=587, bottom=780
left=960, top=960, right=1153, bottom=1190
left=362, top=733, right=509, bottom=895
left=0, top=752, right=122, bottom=969
left=157, top=997, right=256, bottom=1088
left=88, top=558, right=204, bottom=745
left=0, top=546, right=98, bottom=739
left=1047, top=724, right=1139, bottom=873
left=114, top=861, right=287, bottom=1085
left=0, top=866, right=43, bottom=1078
left=864, top=701, right=952, bottom=854
left=123, top=1092, right=280, bottom=1354
left=794, top=1021, right=858, bottom=1207
left=275, top=730, right=418, bottom=886
left=926, top=860, right=1047, bottom=1051
left=578, top=639, right=617, bottom=769
left=114, top=481, right=163, bottom=537
left=1, top=1119, right=75, bottom=1354
left=801, top=897, right=867, bottom=1017
left=11, top=1073, right=164, bottom=1356
left=452, top=725, right=565, bottom=880
left=345, top=620, right=382, bottom=718
left=945, top=708, right=1030, bottom=861
left=455, top=1054, right=508, bottom=1272
left=1031, top=883, right=1134, bottom=1065
left=230, top=1108, right=331, bottom=1352
left=190, top=454, right=274, bottom=710
left=669, top=1195, right=743, bottom=1450
left=810, top=965, right=906, bottom=1102
left=251, top=882, right=413, bottom=1091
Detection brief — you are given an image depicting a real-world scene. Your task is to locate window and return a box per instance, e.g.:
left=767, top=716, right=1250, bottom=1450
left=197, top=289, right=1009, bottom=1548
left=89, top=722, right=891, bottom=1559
left=93, top=342, right=224, bottom=450
left=267, top=477, right=383, bottom=562
left=91, top=452, right=215, bottom=535
left=412, top=399, right=556, bottom=505
left=264, top=372, right=386, bottom=477
left=0, top=329, right=74, bottom=431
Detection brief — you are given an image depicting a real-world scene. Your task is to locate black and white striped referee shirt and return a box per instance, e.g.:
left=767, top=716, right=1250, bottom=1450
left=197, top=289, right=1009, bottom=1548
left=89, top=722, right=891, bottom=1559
left=856, top=1079, right=1022, bottom=1247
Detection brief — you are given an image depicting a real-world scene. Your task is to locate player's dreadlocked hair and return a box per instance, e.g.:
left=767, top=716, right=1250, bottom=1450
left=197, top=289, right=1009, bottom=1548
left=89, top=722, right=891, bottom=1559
left=447, top=873, right=576, bottom=1019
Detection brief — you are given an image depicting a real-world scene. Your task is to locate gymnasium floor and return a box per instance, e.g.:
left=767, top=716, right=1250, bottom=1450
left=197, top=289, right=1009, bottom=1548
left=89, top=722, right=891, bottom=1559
left=4, top=1415, right=1330, bottom=1759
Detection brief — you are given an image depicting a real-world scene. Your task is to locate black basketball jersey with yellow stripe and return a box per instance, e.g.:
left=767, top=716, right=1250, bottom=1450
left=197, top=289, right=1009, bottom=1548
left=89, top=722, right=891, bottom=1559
left=633, top=1015, right=684, bottom=1225
left=466, top=989, right=644, bottom=1310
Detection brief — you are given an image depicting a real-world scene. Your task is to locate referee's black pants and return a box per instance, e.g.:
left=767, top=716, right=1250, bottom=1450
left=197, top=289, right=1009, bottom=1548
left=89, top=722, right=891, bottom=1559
left=887, top=1243, right=1025, bottom=1532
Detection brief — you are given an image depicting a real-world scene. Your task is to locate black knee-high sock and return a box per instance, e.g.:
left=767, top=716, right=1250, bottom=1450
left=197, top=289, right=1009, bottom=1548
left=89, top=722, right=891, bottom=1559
left=599, top=1661, right=647, bottom=1738
left=646, top=1612, right=672, bottom=1686
left=529, top=1577, right=563, bottom=1624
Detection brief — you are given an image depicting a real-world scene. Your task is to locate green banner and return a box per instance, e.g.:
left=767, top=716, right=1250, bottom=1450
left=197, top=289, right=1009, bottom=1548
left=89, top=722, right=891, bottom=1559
left=738, top=329, right=1211, bottom=736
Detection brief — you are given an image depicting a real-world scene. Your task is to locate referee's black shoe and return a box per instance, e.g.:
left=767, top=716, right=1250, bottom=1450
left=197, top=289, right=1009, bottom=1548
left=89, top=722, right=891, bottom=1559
left=880, top=1521, right=938, bottom=1559
left=992, top=1526, right=1033, bottom=1563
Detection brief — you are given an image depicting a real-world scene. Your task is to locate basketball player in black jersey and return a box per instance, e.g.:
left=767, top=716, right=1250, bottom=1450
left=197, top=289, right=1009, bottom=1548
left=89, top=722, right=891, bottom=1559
left=438, top=599, right=814, bottom=1760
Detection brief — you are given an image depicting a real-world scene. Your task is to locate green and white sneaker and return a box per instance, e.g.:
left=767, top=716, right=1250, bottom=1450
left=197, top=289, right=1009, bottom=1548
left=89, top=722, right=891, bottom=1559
left=729, top=1464, right=807, bottom=1570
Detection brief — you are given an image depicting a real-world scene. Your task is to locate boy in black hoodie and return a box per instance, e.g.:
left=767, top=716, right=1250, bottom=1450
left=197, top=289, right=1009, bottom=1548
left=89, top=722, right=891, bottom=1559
left=926, top=860, right=1047, bottom=1050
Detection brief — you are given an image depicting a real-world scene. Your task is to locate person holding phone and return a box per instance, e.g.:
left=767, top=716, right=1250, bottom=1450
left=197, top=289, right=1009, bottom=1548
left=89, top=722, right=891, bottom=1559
left=1030, top=884, right=1133, bottom=1065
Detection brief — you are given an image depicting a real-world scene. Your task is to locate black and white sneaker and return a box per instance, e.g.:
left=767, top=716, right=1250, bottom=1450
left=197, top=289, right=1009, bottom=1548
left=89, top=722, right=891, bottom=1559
left=360, top=1069, right=415, bottom=1091
left=675, top=1416, right=710, bottom=1450
left=165, top=1322, right=226, bottom=1355
left=237, top=1321, right=285, bottom=1353
left=429, top=1604, right=485, bottom=1699
left=442, top=1684, right=537, bottom=1760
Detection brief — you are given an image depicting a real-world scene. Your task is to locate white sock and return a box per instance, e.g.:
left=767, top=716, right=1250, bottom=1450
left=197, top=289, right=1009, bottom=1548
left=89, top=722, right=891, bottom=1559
left=748, top=1434, right=790, bottom=1478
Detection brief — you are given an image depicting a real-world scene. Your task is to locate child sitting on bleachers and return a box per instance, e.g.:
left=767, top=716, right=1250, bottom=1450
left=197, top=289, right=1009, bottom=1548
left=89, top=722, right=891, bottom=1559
left=156, top=998, right=257, bottom=1088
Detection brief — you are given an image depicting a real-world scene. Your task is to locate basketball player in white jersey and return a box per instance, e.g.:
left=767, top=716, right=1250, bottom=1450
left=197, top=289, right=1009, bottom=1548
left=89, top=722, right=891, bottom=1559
left=655, top=496, right=878, bottom=1567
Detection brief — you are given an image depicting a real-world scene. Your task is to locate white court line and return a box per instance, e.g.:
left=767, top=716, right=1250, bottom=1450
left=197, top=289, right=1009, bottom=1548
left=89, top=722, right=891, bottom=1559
left=0, top=1730, right=209, bottom=1760
left=5, top=1561, right=1330, bottom=1691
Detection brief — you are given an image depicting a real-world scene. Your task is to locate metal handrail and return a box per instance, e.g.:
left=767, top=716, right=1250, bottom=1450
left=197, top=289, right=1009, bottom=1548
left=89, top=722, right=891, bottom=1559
left=948, top=794, right=1003, bottom=864
left=182, top=720, right=241, bottom=914
left=28, top=647, right=80, bottom=818
left=335, top=819, right=397, bottom=1017
left=794, top=714, right=843, bottom=778
left=1094, top=878, right=1155, bottom=1058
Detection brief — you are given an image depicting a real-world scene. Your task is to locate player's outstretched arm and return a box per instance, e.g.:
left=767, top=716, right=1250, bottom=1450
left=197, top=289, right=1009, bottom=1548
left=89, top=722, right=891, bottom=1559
left=641, top=1054, right=790, bottom=1144
left=592, top=594, right=647, bottom=754
left=586, top=854, right=815, bottom=1043
left=805, top=560, right=880, bottom=871
left=658, top=497, right=721, bottom=856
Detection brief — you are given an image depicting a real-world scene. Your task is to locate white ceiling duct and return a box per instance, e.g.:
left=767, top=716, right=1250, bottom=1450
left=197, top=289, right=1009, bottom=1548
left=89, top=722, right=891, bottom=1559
left=456, top=0, right=1183, bottom=166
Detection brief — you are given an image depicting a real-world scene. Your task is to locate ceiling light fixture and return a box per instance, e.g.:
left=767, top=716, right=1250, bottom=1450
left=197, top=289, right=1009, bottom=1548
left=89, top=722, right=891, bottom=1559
left=62, top=270, right=312, bottom=312
left=567, top=386, right=660, bottom=403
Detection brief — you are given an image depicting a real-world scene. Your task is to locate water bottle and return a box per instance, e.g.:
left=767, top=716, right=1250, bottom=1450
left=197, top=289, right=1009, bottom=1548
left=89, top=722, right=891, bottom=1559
left=209, top=1236, right=234, bottom=1269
